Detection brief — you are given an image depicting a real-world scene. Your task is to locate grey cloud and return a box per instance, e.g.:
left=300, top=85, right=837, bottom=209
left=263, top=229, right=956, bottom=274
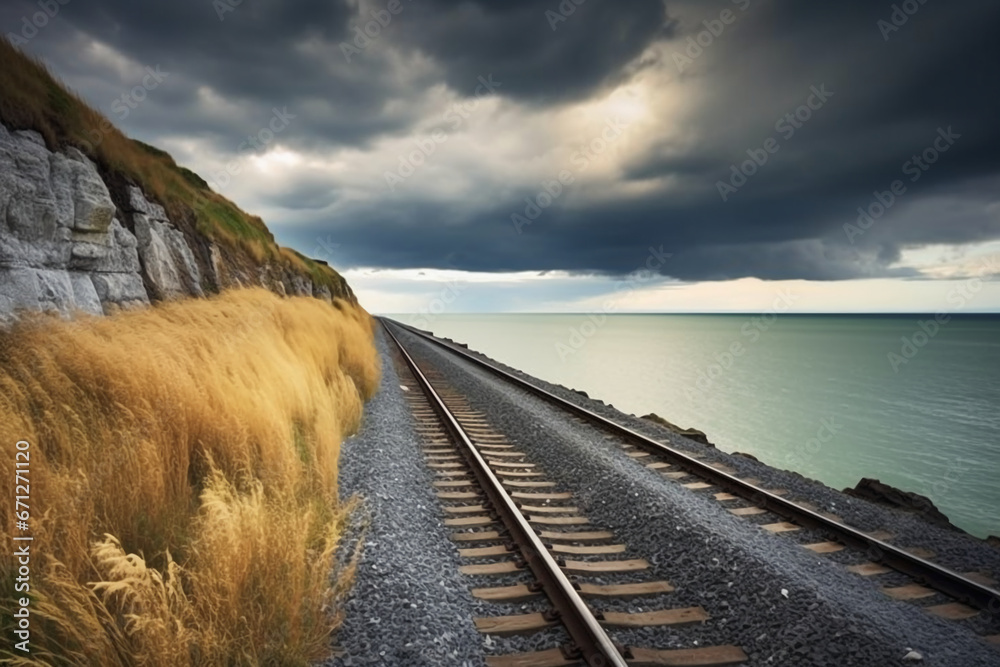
left=6, top=0, right=1000, bottom=283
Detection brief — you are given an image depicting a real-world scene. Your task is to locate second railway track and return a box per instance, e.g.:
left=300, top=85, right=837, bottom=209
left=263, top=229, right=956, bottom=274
left=381, top=317, right=1000, bottom=664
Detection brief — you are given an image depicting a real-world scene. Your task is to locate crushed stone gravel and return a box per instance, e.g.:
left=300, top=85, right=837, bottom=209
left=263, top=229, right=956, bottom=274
left=326, top=329, right=486, bottom=667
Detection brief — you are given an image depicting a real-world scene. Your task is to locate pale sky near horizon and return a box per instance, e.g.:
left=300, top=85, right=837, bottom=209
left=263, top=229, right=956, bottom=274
left=346, top=269, right=1000, bottom=315
left=5, top=0, right=999, bottom=313
left=346, top=241, right=1000, bottom=314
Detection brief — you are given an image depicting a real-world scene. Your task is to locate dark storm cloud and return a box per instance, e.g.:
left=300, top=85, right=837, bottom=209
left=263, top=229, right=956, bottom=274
left=390, top=0, right=671, bottom=102
left=610, top=0, right=1000, bottom=279
left=2, top=0, right=667, bottom=147
left=5, top=0, right=1000, bottom=282
left=282, top=0, right=1000, bottom=281
left=2, top=0, right=432, bottom=149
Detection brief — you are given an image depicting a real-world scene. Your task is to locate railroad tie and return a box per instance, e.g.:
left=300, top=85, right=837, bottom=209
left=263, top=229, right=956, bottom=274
left=474, top=613, right=557, bottom=636
left=729, top=506, right=767, bottom=517
left=847, top=562, right=892, bottom=576
left=577, top=581, right=675, bottom=597
left=538, top=530, right=615, bottom=542
left=803, top=542, right=845, bottom=554
left=460, top=544, right=512, bottom=558
left=472, top=584, right=542, bottom=603
left=628, top=646, right=749, bottom=666
left=883, top=584, right=936, bottom=601
left=451, top=530, right=502, bottom=543
left=562, top=558, right=650, bottom=575
left=762, top=522, right=801, bottom=534
left=600, top=607, right=710, bottom=627
left=550, top=543, right=626, bottom=556
left=926, top=603, right=978, bottom=621
left=442, top=505, right=489, bottom=515
left=460, top=561, right=522, bottom=576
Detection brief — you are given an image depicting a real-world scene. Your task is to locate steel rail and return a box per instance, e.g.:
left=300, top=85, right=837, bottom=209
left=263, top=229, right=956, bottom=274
left=383, top=322, right=630, bottom=667
left=382, top=318, right=1000, bottom=616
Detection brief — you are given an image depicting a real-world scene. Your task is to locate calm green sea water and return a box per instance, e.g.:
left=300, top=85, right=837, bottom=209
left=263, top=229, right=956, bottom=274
left=392, top=314, right=1000, bottom=538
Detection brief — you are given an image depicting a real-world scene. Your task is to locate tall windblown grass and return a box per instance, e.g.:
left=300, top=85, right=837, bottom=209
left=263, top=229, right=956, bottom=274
left=0, top=289, right=380, bottom=665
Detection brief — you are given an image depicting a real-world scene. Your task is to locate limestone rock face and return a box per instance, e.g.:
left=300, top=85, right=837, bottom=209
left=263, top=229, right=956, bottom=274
left=313, top=283, right=333, bottom=304
left=0, top=119, right=351, bottom=325
left=290, top=273, right=312, bottom=298
left=0, top=123, right=149, bottom=322
left=128, top=186, right=203, bottom=300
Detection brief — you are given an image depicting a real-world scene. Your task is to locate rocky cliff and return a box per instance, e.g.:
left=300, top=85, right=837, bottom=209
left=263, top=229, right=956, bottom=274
left=0, top=120, right=351, bottom=324
left=0, top=38, right=353, bottom=324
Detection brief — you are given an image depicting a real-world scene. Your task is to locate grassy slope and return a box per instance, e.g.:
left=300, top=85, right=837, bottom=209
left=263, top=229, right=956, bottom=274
left=0, top=289, right=380, bottom=665
left=0, top=37, right=345, bottom=294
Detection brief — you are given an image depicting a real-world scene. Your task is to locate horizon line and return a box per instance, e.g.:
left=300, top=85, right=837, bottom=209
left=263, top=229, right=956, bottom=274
left=378, top=311, right=1000, bottom=316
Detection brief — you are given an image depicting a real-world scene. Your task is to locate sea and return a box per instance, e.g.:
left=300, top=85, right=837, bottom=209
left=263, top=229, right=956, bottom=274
left=391, top=313, right=1000, bottom=538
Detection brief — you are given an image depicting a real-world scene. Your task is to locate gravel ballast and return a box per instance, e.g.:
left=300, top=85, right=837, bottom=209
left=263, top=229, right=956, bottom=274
left=327, top=328, right=485, bottom=667
left=416, top=327, right=1000, bottom=583
left=392, top=323, right=1000, bottom=667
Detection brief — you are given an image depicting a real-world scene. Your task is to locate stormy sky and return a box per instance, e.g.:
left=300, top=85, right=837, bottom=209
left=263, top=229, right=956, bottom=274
left=5, top=0, right=1000, bottom=312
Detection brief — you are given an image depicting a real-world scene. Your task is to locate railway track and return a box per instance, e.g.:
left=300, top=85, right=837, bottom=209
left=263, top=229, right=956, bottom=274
left=382, top=318, right=1000, bottom=650
left=385, top=323, right=750, bottom=666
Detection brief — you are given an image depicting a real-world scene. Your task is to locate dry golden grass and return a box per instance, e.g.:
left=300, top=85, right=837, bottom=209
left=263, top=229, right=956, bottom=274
left=0, top=289, right=380, bottom=666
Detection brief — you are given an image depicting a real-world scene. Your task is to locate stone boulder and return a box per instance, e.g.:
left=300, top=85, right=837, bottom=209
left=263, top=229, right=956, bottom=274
left=844, top=478, right=959, bottom=531
left=641, top=413, right=714, bottom=447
